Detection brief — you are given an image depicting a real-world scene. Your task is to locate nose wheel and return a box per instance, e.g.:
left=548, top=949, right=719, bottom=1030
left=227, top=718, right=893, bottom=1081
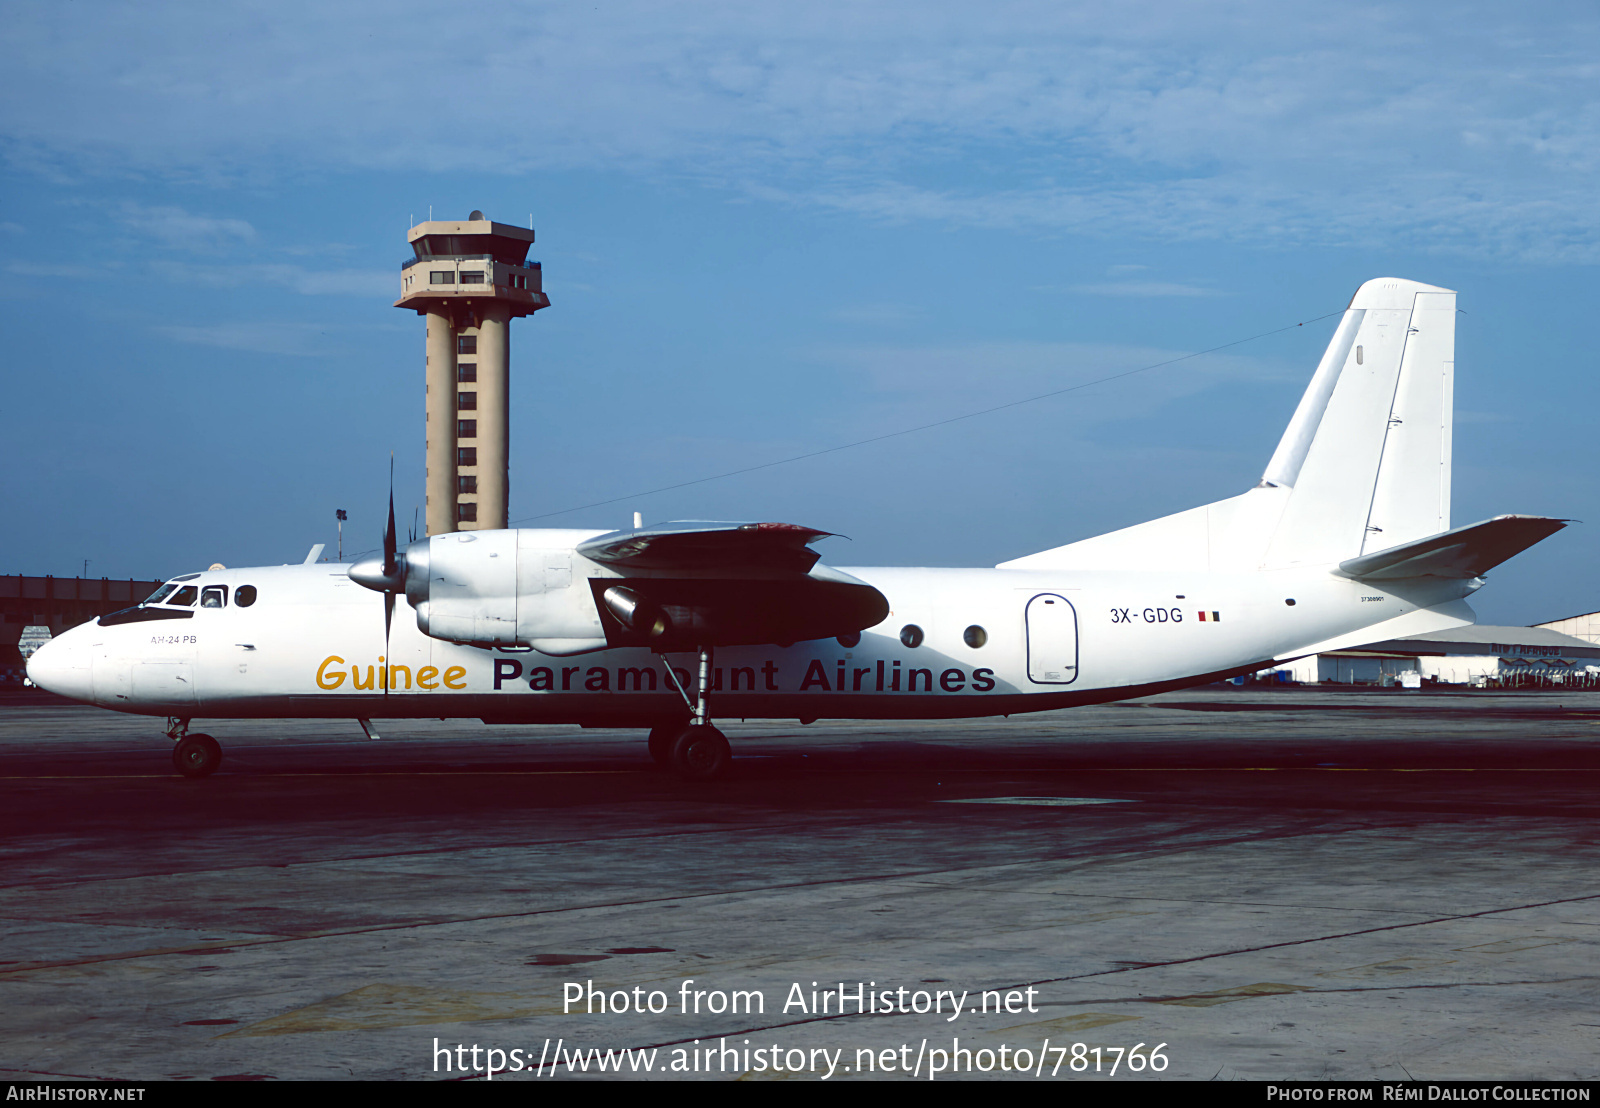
left=171, top=733, right=222, bottom=778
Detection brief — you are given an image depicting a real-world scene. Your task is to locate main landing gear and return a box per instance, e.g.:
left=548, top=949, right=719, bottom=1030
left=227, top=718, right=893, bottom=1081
left=654, top=646, right=732, bottom=781
left=166, top=717, right=222, bottom=778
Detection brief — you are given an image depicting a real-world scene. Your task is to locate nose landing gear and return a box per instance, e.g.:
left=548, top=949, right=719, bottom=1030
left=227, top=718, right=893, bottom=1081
left=165, top=717, right=222, bottom=778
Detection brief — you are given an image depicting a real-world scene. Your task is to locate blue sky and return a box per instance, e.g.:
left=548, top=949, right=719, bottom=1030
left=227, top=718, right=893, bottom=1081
left=2, top=1, right=1595, bottom=624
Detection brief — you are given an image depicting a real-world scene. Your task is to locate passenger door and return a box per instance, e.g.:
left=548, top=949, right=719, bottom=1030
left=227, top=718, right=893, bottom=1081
left=1025, top=593, right=1078, bottom=685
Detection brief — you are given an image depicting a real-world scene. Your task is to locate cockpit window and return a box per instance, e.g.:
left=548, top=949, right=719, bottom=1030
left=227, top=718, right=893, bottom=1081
left=235, top=585, right=257, bottom=608
left=144, top=583, right=178, bottom=604
left=168, top=585, right=199, bottom=607
left=200, top=585, right=228, bottom=608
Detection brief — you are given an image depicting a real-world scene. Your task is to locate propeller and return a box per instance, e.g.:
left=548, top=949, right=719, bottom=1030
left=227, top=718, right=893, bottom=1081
left=348, top=457, right=407, bottom=695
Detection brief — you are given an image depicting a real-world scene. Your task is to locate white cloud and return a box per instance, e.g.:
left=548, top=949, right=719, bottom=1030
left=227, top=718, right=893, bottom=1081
left=829, top=303, right=925, bottom=325
left=808, top=338, right=1300, bottom=439
left=147, top=260, right=391, bottom=296
left=5, top=261, right=104, bottom=278
left=152, top=322, right=332, bottom=356
left=1062, top=282, right=1224, bottom=298
left=115, top=202, right=256, bottom=251
left=3, top=3, right=1598, bottom=259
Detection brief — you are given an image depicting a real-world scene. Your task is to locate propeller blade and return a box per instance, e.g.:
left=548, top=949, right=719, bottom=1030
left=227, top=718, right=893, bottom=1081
left=348, top=456, right=408, bottom=613
left=382, top=454, right=398, bottom=580
left=382, top=454, right=396, bottom=697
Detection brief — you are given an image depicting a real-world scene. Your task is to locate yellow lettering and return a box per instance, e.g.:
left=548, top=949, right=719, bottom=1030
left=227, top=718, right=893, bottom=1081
left=352, top=666, right=376, bottom=691
left=388, top=665, right=412, bottom=690
left=316, top=655, right=347, bottom=690
left=417, top=666, right=439, bottom=690
left=442, top=666, right=467, bottom=689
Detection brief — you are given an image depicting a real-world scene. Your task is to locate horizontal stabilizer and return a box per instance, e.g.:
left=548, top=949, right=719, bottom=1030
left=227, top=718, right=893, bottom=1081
left=1336, top=515, right=1567, bottom=580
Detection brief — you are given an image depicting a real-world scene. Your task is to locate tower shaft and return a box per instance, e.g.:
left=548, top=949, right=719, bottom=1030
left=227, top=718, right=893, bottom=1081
left=397, top=212, right=549, bottom=536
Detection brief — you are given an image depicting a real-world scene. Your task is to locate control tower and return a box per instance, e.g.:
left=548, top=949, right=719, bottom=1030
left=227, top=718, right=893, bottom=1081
left=396, top=211, right=550, bottom=535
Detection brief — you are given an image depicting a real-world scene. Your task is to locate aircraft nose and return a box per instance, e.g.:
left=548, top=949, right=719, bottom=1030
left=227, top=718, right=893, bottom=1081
left=25, top=634, right=94, bottom=703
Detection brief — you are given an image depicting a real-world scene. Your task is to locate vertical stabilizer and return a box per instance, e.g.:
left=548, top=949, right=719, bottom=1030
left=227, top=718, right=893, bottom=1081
left=1261, top=278, right=1455, bottom=568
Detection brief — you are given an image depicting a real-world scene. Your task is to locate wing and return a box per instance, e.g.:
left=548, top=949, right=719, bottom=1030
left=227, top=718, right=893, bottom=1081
left=577, top=520, right=832, bottom=575
left=578, top=522, right=888, bottom=649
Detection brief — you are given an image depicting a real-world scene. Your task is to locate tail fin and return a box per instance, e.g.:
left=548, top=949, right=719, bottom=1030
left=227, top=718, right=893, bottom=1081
left=1260, top=277, right=1456, bottom=567
left=999, top=277, right=1457, bottom=574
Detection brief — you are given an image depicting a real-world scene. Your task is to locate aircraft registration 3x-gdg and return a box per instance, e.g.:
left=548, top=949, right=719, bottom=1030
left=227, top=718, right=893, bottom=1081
left=27, top=278, right=1569, bottom=780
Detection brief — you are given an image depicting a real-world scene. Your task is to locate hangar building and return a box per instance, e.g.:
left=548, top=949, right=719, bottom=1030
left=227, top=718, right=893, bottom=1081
left=1271, top=620, right=1600, bottom=688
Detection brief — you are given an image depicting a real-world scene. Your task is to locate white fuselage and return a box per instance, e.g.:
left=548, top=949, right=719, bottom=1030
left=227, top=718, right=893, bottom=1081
left=28, top=559, right=1476, bottom=725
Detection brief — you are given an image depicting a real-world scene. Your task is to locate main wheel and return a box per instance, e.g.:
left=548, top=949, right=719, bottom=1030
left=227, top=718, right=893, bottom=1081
left=670, top=724, right=731, bottom=781
left=647, top=723, right=680, bottom=769
left=172, top=733, right=222, bottom=778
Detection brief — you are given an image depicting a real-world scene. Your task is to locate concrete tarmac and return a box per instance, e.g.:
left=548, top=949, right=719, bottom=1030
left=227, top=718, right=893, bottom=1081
left=1, top=687, right=1597, bottom=1082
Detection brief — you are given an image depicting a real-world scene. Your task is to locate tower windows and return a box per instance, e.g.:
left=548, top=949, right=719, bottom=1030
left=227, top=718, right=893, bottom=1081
left=430, top=271, right=456, bottom=284
left=459, top=271, right=485, bottom=284
left=457, top=475, right=477, bottom=494
left=457, top=447, right=477, bottom=466
left=456, top=363, right=476, bottom=382
left=457, top=392, right=476, bottom=410
left=457, top=419, right=476, bottom=438
left=457, top=335, right=477, bottom=355
left=456, top=503, right=478, bottom=523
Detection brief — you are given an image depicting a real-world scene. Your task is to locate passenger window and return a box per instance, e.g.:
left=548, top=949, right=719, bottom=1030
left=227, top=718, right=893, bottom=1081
left=899, top=624, right=924, bottom=648
left=235, top=585, right=258, bottom=608
left=168, top=585, right=199, bottom=606
left=201, top=586, right=228, bottom=608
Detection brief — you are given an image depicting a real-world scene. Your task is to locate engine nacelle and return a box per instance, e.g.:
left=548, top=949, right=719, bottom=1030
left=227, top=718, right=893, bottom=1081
left=350, top=520, right=889, bottom=653
left=403, top=529, right=608, bottom=653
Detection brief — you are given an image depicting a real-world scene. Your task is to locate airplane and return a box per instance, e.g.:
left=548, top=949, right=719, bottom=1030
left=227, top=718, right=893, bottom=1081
left=26, top=277, right=1567, bottom=780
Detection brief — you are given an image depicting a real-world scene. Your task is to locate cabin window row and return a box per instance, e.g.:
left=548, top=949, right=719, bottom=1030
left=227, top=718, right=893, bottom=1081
left=835, top=624, right=988, bottom=649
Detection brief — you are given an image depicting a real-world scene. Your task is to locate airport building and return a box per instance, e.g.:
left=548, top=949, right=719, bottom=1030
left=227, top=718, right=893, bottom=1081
left=1267, top=620, right=1600, bottom=688
left=1, top=575, right=164, bottom=688
left=396, top=212, right=550, bottom=536
left=1534, top=609, right=1600, bottom=645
